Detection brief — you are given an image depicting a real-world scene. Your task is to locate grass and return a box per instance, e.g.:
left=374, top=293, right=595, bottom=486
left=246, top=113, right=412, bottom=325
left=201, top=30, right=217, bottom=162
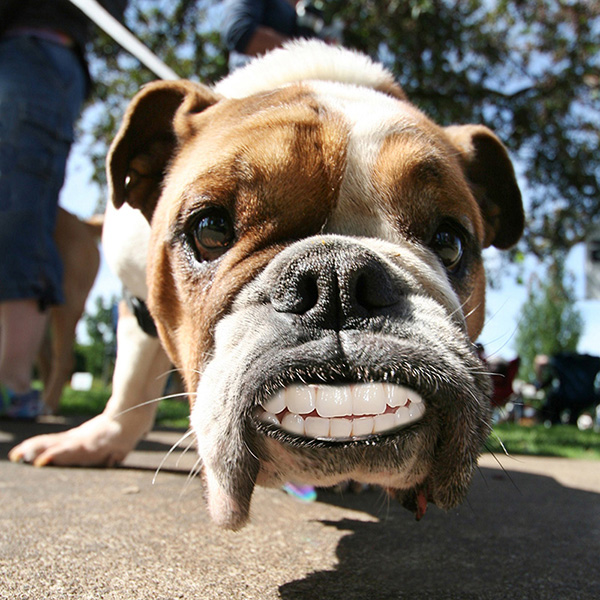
left=486, top=423, right=600, bottom=460
left=56, top=385, right=599, bottom=459
left=58, top=384, right=190, bottom=429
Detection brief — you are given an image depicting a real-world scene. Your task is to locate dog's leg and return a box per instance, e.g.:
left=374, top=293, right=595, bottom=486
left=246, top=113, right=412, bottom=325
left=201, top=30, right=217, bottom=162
left=39, top=209, right=102, bottom=414
left=42, top=305, right=81, bottom=414
left=9, top=300, right=171, bottom=466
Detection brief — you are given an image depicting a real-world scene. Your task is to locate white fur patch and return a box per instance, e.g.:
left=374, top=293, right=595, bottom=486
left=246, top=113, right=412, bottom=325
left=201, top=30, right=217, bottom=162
left=214, top=40, right=398, bottom=99
left=103, top=202, right=151, bottom=300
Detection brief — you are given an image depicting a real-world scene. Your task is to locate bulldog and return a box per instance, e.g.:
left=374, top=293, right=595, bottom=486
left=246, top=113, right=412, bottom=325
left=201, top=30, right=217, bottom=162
left=11, top=41, right=523, bottom=530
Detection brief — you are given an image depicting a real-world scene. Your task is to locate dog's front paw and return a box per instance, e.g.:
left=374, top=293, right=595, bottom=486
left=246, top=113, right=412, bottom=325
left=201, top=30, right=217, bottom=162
left=8, top=413, right=142, bottom=467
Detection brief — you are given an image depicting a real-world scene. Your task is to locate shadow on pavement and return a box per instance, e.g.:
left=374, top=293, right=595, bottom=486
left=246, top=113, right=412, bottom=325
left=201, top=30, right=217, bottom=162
left=280, top=469, right=600, bottom=599
left=2, top=418, right=599, bottom=599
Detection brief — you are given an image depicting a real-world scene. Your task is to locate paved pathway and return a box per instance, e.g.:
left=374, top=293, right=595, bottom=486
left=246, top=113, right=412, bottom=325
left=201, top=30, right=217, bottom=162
left=1, top=417, right=599, bottom=599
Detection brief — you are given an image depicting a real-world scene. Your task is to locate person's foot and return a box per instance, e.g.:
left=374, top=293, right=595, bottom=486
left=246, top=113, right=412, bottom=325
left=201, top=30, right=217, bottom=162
left=0, top=386, right=46, bottom=420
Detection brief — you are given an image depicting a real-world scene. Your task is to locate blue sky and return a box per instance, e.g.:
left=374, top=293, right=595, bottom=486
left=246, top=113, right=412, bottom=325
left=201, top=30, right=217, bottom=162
left=59, top=138, right=600, bottom=364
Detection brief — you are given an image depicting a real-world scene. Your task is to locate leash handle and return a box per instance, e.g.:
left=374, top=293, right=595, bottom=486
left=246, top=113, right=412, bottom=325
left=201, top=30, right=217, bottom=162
left=69, top=0, right=180, bottom=80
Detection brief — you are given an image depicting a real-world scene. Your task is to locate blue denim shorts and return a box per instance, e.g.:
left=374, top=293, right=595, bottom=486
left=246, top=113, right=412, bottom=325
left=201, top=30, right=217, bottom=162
left=0, top=35, right=86, bottom=307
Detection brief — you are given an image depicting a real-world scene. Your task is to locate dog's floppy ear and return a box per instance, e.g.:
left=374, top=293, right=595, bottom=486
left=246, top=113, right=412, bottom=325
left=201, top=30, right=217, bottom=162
left=107, top=80, right=220, bottom=222
left=445, top=125, right=524, bottom=249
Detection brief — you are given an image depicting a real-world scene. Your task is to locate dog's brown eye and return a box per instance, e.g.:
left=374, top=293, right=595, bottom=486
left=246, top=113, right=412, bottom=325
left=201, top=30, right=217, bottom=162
left=192, top=208, right=234, bottom=259
left=431, top=228, right=464, bottom=272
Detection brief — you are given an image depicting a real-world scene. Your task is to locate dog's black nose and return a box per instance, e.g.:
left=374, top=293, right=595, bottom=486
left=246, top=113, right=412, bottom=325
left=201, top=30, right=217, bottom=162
left=271, top=240, right=402, bottom=330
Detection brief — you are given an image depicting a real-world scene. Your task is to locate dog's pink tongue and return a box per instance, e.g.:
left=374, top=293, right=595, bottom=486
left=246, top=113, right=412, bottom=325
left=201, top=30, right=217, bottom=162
left=415, top=489, right=428, bottom=521
left=385, top=484, right=429, bottom=520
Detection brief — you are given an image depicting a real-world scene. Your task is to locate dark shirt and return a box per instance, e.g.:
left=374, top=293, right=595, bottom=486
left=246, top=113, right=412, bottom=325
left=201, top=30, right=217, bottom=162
left=0, top=0, right=127, bottom=54
left=549, top=353, right=600, bottom=403
left=222, top=0, right=297, bottom=53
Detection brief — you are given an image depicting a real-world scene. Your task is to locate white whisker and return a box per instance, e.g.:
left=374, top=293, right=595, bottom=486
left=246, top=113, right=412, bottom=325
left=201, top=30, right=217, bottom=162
left=180, top=456, right=204, bottom=497
left=467, top=368, right=499, bottom=377
left=175, top=432, right=198, bottom=468
left=481, top=298, right=527, bottom=359
left=114, top=391, right=196, bottom=419
left=243, top=439, right=259, bottom=461
left=463, top=301, right=483, bottom=322
left=448, top=293, right=473, bottom=320
left=152, top=429, right=195, bottom=485
left=155, top=367, right=181, bottom=381
left=488, top=428, right=510, bottom=457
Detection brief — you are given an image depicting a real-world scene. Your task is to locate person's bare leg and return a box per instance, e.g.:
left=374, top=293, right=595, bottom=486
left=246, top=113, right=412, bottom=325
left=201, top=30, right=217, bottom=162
left=9, top=300, right=172, bottom=466
left=0, top=299, right=48, bottom=393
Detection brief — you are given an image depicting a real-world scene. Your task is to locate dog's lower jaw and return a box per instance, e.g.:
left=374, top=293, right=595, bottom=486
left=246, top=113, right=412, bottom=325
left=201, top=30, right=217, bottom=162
left=191, top=343, right=490, bottom=529
left=198, top=420, right=260, bottom=530
left=197, top=424, right=477, bottom=529
left=202, top=457, right=259, bottom=531
left=198, top=431, right=428, bottom=530
left=194, top=391, right=489, bottom=529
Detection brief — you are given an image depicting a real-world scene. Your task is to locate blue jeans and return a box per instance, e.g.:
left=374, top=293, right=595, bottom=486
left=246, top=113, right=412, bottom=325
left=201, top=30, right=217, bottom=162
left=0, top=35, right=86, bottom=307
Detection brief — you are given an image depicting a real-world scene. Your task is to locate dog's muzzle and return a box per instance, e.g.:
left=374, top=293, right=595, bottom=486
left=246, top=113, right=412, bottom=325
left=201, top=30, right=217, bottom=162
left=254, top=241, right=426, bottom=441
left=192, top=236, right=491, bottom=529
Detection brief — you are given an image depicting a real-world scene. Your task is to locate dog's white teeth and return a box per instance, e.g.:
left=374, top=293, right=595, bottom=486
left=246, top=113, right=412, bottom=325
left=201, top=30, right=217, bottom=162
left=329, top=418, right=353, bottom=438
left=259, top=411, right=280, bottom=426
left=285, top=384, right=316, bottom=415
left=409, top=401, right=426, bottom=418
left=352, top=416, right=375, bottom=437
left=353, top=383, right=387, bottom=416
left=259, top=383, right=425, bottom=440
left=395, top=406, right=413, bottom=427
left=281, top=413, right=304, bottom=436
left=373, top=413, right=397, bottom=433
left=305, top=416, right=330, bottom=438
left=263, top=389, right=286, bottom=414
left=315, top=385, right=352, bottom=417
left=386, top=383, right=415, bottom=407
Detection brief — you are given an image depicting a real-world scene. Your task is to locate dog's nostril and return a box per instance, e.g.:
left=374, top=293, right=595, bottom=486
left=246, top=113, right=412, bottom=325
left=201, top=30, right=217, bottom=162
left=271, top=244, right=402, bottom=324
left=292, top=274, right=319, bottom=314
left=355, top=272, right=381, bottom=309
left=353, top=268, right=399, bottom=311
left=272, top=272, right=319, bottom=314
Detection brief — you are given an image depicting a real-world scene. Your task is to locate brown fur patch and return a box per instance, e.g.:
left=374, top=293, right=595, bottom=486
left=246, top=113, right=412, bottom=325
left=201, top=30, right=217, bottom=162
left=147, top=86, right=349, bottom=392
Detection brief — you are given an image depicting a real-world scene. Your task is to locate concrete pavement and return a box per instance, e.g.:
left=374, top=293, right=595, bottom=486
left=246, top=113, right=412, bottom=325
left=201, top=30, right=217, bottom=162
left=1, top=417, right=599, bottom=599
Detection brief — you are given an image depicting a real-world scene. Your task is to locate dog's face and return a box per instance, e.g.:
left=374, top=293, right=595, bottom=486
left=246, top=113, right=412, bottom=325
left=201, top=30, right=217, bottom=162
left=108, top=43, right=523, bottom=529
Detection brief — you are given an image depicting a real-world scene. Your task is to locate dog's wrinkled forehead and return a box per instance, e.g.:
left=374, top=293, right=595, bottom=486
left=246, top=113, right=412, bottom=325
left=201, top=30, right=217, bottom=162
left=309, top=80, right=485, bottom=243
left=162, top=79, right=484, bottom=249
left=162, top=83, right=348, bottom=241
